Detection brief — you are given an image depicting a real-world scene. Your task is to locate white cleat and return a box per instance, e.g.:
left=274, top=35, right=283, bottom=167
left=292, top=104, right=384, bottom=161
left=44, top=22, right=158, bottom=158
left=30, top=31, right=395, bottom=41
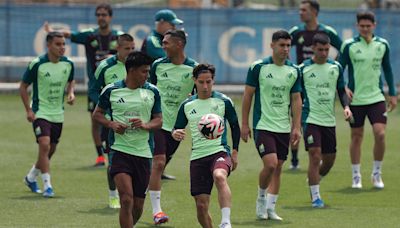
left=371, top=173, right=384, bottom=189
left=352, top=175, right=362, bottom=189
left=267, top=209, right=283, bottom=221
left=256, top=197, right=268, bottom=220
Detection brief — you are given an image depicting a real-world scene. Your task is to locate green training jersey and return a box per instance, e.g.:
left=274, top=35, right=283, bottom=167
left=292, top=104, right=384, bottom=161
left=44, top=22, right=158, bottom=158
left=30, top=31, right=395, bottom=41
left=22, top=54, right=74, bottom=123
left=149, top=57, right=198, bottom=132
left=97, top=81, right=161, bottom=158
left=174, top=91, right=240, bottom=161
left=140, top=30, right=165, bottom=62
left=246, top=56, right=301, bottom=133
left=92, top=55, right=126, bottom=104
left=301, top=59, right=345, bottom=127
left=340, top=35, right=397, bottom=105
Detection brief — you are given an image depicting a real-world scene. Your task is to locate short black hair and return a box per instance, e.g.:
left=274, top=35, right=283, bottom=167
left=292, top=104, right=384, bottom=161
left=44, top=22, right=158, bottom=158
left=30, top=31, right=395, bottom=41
left=193, top=63, right=215, bottom=79
left=125, top=51, right=152, bottom=72
left=46, top=31, right=64, bottom=43
left=95, top=3, right=113, bottom=17
left=117, top=33, right=134, bottom=45
left=357, top=11, right=375, bottom=23
left=312, top=33, right=330, bottom=45
left=164, top=29, right=187, bottom=46
left=272, top=30, right=291, bottom=42
left=301, top=0, right=320, bottom=14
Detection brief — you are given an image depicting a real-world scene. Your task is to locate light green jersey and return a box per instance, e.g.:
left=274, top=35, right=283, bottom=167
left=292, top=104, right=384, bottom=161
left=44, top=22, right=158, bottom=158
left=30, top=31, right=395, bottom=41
left=22, top=54, right=74, bottom=123
left=149, top=57, right=198, bottom=132
left=340, top=35, right=397, bottom=105
left=91, top=55, right=126, bottom=104
left=174, top=91, right=240, bottom=161
left=301, top=59, right=345, bottom=127
left=98, top=81, right=161, bottom=158
left=246, top=56, right=302, bottom=133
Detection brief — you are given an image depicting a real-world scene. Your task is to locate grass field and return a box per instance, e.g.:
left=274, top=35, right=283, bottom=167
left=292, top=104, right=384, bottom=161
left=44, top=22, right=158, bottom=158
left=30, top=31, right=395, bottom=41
left=1, top=94, right=400, bottom=228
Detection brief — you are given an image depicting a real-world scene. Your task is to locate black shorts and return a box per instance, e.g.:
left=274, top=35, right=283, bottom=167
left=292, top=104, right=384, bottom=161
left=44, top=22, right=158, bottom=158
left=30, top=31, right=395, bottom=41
left=303, top=123, right=336, bottom=154
left=110, top=150, right=151, bottom=198
left=190, top=152, right=231, bottom=196
left=32, top=118, right=63, bottom=144
left=350, top=101, right=387, bottom=128
left=153, top=129, right=180, bottom=158
left=253, top=130, right=290, bottom=161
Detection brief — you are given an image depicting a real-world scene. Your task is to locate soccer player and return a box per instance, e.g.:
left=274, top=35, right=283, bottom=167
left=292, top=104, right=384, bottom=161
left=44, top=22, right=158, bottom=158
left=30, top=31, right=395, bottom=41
left=288, top=0, right=343, bottom=169
left=20, top=31, right=75, bottom=198
left=300, top=33, right=352, bottom=208
left=141, top=9, right=183, bottom=62
left=92, top=51, right=161, bottom=228
left=172, top=63, right=240, bottom=228
left=340, top=11, right=397, bottom=189
left=241, top=30, right=302, bottom=221
left=92, top=34, right=135, bottom=209
left=147, top=29, right=198, bottom=224
left=45, top=3, right=123, bottom=166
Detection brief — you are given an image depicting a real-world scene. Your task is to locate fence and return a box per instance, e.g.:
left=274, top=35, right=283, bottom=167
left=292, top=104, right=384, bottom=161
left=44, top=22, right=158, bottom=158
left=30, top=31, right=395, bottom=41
left=1, top=3, right=399, bottom=85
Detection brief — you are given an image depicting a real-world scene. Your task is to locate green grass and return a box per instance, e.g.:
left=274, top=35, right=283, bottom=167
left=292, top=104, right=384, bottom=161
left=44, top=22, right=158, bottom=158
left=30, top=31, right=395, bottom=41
left=1, top=94, right=400, bottom=227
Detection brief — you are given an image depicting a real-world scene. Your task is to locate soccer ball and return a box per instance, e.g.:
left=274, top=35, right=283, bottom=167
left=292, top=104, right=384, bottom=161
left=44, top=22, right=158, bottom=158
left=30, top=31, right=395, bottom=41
left=197, top=113, right=225, bottom=139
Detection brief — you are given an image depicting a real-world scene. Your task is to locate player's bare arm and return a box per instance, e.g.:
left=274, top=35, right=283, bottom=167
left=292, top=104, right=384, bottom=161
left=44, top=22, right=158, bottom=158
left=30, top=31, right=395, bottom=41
left=241, top=85, right=255, bottom=142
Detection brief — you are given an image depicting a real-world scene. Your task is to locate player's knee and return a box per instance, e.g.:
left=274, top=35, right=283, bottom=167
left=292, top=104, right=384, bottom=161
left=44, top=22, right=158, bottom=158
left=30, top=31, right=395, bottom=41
left=119, top=193, right=133, bottom=209
left=213, top=172, right=227, bottom=186
left=195, top=200, right=209, bottom=213
left=152, top=157, right=166, bottom=171
left=263, top=162, right=277, bottom=173
left=374, top=130, right=385, bottom=142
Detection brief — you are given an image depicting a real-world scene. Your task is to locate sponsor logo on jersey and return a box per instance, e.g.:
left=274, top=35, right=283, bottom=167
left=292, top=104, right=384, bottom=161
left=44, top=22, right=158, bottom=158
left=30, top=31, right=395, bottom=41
left=309, top=73, right=316, bottom=78
left=116, top=98, right=125, bottom=103
left=266, top=73, right=273, bottom=79
left=161, top=72, right=168, bottom=78
left=189, top=109, right=197, bottom=115
left=44, top=72, right=51, bottom=77
left=111, top=74, right=118, bottom=79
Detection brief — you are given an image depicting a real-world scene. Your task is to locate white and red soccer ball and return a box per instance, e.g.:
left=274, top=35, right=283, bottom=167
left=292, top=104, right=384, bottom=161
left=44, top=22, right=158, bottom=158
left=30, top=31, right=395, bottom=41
left=197, top=113, right=225, bottom=139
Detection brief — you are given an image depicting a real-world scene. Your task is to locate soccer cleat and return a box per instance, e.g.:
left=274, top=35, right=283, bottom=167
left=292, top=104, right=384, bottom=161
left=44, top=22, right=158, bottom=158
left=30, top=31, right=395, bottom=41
left=153, top=211, right=169, bottom=225
left=161, top=173, right=176, bottom=180
left=267, top=209, right=283, bottom=221
left=109, top=195, right=121, bottom=209
left=43, top=187, right=54, bottom=198
left=352, top=175, right=362, bottom=189
left=312, top=198, right=325, bottom=208
left=24, top=176, right=41, bottom=193
left=256, top=197, right=268, bottom=220
left=94, top=155, right=106, bottom=167
left=289, top=160, right=300, bottom=170
left=219, top=222, right=232, bottom=228
left=371, top=173, right=384, bottom=189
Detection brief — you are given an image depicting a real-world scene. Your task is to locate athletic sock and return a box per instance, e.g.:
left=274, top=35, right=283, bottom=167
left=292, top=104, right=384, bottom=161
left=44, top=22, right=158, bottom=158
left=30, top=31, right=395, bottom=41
left=258, top=187, right=266, bottom=199
left=27, top=165, right=40, bottom=182
left=352, top=164, right=361, bottom=177
left=266, top=193, right=278, bottom=210
left=221, top=207, right=231, bottom=224
left=149, top=190, right=162, bottom=215
left=310, top=185, right=321, bottom=201
left=372, top=160, right=382, bottom=175
left=41, top=173, right=52, bottom=190
left=96, top=145, right=104, bottom=157
left=109, top=190, right=118, bottom=197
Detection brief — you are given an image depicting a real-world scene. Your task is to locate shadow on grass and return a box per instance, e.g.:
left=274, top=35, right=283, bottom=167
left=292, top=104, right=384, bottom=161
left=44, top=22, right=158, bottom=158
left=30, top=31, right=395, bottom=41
left=74, top=165, right=107, bottom=172
left=282, top=204, right=342, bottom=211
left=13, top=194, right=65, bottom=200
left=331, top=187, right=383, bottom=194
left=282, top=169, right=307, bottom=175
left=233, top=219, right=292, bottom=227
left=77, top=206, right=119, bottom=215
left=136, top=221, right=175, bottom=228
